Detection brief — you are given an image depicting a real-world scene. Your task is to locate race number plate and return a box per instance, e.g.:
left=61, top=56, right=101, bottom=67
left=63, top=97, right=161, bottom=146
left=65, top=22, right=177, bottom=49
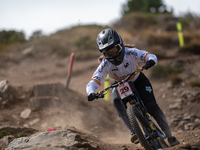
left=117, top=82, right=133, bottom=99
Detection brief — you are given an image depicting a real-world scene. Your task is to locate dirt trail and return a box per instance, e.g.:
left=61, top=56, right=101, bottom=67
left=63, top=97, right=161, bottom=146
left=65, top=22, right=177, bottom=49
left=0, top=54, right=200, bottom=150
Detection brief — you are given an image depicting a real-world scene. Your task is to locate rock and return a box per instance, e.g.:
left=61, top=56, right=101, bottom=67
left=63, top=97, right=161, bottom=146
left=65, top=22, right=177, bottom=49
left=23, top=124, right=29, bottom=128
left=121, top=146, right=128, bottom=150
left=184, top=123, right=194, bottom=130
left=29, top=118, right=40, bottom=126
left=194, top=118, right=200, bottom=123
left=180, top=143, right=192, bottom=149
left=194, top=123, right=200, bottom=130
left=0, top=135, right=15, bottom=149
left=183, top=116, right=192, bottom=121
left=0, top=80, right=9, bottom=93
left=169, top=103, right=182, bottom=110
left=6, top=129, right=99, bottom=150
left=20, top=108, right=32, bottom=119
left=21, top=46, right=34, bottom=56
left=1, top=99, right=9, bottom=108
left=176, top=120, right=185, bottom=130
left=0, top=126, right=37, bottom=149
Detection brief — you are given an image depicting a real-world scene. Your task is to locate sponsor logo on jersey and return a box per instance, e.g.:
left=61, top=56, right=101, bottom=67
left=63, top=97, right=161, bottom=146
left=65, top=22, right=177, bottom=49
left=93, top=76, right=100, bottom=81
left=111, top=68, right=118, bottom=71
left=140, top=53, right=145, bottom=61
left=98, top=61, right=107, bottom=73
left=124, top=63, right=129, bottom=68
left=126, top=51, right=137, bottom=56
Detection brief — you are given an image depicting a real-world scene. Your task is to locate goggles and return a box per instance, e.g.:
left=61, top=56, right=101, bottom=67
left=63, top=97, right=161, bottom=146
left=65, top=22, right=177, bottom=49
left=102, top=44, right=122, bottom=59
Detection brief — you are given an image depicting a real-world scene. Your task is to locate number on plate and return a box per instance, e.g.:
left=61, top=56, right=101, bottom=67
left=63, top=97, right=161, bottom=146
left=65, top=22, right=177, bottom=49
left=117, top=82, right=133, bottom=99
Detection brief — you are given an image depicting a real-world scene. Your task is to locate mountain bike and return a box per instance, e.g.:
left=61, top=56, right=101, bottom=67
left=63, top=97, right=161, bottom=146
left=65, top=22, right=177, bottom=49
left=94, top=68, right=169, bottom=150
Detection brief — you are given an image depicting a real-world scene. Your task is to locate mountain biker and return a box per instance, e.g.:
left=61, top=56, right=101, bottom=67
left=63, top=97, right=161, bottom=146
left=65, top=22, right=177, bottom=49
left=86, top=28, right=180, bottom=147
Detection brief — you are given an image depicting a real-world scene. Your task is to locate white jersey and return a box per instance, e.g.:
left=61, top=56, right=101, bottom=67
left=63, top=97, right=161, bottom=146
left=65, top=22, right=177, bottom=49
left=86, top=47, right=157, bottom=95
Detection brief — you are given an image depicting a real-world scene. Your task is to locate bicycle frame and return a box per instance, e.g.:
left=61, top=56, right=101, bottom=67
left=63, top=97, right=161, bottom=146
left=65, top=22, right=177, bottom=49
left=118, top=81, right=163, bottom=141
left=96, top=68, right=167, bottom=149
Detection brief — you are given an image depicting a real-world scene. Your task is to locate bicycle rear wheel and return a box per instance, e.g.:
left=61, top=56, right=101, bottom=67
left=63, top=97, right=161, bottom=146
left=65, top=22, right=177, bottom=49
left=127, top=105, right=153, bottom=150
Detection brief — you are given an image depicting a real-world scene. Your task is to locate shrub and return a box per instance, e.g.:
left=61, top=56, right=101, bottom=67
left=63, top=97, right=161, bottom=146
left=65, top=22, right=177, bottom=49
left=189, top=79, right=200, bottom=87
left=150, top=65, right=184, bottom=79
left=74, top=36, right=96, bottom=49
left=146, top=32, right=179, bottom=48
left=114, top=13, right=159, bottom=31
left=0, top=30, right=26, bottom=45
left=0, top=131, right=11, bottom=138
left=169, top=73, right=182, bottom=86
left=179, top=43, right=200, bottom=55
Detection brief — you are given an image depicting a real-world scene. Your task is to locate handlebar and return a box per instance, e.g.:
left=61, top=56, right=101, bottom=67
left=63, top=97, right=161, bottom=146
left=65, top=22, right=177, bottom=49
left=95, top=67, right=145, bottom=99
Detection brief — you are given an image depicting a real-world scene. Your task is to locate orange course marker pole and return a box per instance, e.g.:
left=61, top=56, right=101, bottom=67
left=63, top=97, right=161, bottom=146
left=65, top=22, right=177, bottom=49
left=65, top=53, right=75, bottom=88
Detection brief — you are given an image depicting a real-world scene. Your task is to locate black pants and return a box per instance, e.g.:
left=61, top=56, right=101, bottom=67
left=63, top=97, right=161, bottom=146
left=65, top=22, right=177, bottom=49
left=112, top=72, right=172, bottom=137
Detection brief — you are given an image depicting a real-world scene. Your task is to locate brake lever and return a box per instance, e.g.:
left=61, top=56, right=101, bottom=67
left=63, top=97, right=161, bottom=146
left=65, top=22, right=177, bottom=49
left=95, top=93, right=104, bottom=99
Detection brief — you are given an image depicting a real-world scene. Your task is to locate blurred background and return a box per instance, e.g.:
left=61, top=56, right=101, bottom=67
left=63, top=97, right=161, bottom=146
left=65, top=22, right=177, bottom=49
left=0, top=0, right=200, bottom=38
left=0, top=1, right=200, bottom=149
left=0, top=0, right=200, bottom=60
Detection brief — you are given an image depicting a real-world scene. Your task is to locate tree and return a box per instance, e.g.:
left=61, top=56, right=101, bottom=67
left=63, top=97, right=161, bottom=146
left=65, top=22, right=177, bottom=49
left=121, top=0, right=171, bottom=15
left=29, top=30, right=43, bottom=40
left=0, top=30, right=26, bottom=45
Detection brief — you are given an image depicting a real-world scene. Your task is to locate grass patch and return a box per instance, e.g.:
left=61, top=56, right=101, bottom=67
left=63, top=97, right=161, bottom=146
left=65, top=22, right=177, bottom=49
left=179, top=43, right=200, bottom=55
left=189, top=79, right=200, bottom=87
left=74, top=36, right=96, bottom=49
left=0, top=131, right=11, bottom=138
left=169, top=73, right=182, bottom=86
left=150, top=65, right=184, bottom=79
left=146, top=32, right=178, bottom=48
left=0, top=128, right=37, bottom=139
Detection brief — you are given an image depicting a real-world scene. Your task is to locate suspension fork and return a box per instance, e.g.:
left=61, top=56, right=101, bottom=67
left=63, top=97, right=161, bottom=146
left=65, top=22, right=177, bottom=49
left=145, top=113, right=160, bottom=139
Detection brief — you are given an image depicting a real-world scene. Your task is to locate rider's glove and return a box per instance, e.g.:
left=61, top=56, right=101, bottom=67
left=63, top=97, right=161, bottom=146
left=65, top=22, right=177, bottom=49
left=88, top=93, right=96, bottom=101
left=143, top=60, right=155, bottom=70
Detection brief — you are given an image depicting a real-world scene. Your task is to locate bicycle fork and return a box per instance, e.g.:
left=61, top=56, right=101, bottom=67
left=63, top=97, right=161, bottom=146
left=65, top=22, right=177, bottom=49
left=145, top=113, right=163, bottom=148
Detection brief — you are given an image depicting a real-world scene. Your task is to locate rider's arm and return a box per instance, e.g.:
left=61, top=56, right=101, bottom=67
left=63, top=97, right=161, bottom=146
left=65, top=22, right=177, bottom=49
left=86, top=58, right=108, bottom=95
left=131, top=48, right=157, bottom=65
left=86, top=81, right=99, bottom=95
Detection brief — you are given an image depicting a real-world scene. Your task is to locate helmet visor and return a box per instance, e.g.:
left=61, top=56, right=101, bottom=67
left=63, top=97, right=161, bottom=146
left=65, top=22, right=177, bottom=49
left=103, top=44, right=122, bottom=59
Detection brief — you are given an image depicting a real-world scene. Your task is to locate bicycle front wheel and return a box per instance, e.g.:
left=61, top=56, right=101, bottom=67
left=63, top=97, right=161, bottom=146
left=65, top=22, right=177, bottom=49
left=127, top=105, right=153, bottom=150
left=128, top=105, right=165, bottom=150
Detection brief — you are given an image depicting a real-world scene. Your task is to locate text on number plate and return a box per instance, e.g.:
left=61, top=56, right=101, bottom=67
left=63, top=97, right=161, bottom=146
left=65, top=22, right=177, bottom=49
left=117, top=82, right=133, bottom=99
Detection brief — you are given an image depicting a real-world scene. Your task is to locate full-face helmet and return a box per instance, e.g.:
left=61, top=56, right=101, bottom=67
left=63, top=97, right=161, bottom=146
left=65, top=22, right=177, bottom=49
left=96, top=28, right=125, bottom=65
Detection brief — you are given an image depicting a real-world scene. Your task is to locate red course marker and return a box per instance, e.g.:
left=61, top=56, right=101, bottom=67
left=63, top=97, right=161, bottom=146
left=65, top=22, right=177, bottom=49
left=66, top=53, right=75, bottom=88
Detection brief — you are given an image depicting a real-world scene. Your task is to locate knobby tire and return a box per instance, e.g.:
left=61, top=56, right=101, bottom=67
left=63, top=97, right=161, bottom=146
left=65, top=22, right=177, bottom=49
left=133, top=107, right=163, bottom=149
left=127, top=105, right=153, bottom=150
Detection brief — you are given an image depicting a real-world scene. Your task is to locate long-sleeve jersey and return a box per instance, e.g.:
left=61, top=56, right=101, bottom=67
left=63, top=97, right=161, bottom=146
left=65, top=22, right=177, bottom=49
left=86, top=47, right=157, bottom=95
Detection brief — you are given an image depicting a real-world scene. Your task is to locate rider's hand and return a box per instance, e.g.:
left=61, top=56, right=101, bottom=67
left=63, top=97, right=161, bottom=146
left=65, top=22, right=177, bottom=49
left=143, top=60, right=155, bottom=70
left=88, top=93, right=96, bottom=101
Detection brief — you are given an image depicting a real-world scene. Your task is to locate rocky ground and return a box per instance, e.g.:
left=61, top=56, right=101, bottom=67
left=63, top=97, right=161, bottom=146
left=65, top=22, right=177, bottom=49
left=0, top=48, right=200, bottom=150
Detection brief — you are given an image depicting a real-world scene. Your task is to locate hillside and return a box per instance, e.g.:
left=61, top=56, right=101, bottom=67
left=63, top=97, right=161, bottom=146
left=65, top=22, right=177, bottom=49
left=0, top=13, right=200, bottom=150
